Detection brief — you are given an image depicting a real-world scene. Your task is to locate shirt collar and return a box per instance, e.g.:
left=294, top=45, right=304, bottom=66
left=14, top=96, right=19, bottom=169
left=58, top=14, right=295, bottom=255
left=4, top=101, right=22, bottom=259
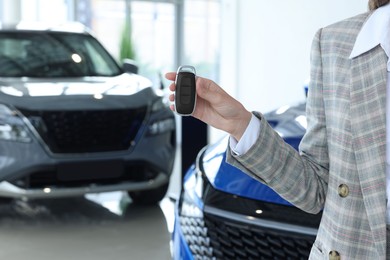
left=349, top=3, right=390, bottom=70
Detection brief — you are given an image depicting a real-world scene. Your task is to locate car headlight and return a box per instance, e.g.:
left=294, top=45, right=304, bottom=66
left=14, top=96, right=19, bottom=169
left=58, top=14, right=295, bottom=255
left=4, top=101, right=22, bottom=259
left=147, top=117, right=175, bottom=136
left=0, top=104, right=32, bottom=143
left=147, top=97, right=175, bottom=136
left=180, top=165, right=204, bottom=217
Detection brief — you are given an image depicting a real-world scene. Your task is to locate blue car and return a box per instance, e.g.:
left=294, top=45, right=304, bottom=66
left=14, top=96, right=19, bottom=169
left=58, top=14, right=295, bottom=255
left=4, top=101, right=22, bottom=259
left=172, top=101, right=322, bottom=259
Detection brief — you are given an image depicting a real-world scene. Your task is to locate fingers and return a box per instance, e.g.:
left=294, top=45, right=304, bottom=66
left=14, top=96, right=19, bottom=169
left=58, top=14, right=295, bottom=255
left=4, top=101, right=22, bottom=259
left=165, top=71, right=223, bottom=107
left=165, top=72, right=176, bottom=81
left=169, top=93, right=174, bottom=102
left=165, top=72, right=176, bottom=93
left=165, top=71, right=224, bottom=115
left=165, top=72, right=177, bottom=113
left=166, top=70, right=250, bottom=139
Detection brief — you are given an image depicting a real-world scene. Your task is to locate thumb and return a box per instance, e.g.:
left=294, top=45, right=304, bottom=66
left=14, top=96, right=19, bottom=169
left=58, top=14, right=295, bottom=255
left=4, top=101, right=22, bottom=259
left=196, top=77, right=226, bottom=105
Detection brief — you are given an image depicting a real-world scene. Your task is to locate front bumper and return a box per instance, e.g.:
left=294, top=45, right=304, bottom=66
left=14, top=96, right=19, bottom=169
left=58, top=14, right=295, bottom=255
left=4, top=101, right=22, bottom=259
left=0, top=112, right=176, bottom=199
left=0, top=172, right=168, bottom=199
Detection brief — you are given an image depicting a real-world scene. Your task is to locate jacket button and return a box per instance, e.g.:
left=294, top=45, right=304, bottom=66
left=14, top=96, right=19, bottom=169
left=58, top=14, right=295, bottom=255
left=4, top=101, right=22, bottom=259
left=329, top=250, right=340, bottom=260
left=338, top=184, right=349, bottom=198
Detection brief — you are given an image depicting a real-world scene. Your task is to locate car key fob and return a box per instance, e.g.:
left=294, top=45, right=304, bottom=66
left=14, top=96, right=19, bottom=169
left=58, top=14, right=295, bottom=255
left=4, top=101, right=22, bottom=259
left=175, top=65, right=196, bottom=115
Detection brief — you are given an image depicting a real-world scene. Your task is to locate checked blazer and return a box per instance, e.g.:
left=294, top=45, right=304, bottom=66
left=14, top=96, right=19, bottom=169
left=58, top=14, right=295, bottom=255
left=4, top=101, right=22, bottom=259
left=227, top=10, right=389, bottom=260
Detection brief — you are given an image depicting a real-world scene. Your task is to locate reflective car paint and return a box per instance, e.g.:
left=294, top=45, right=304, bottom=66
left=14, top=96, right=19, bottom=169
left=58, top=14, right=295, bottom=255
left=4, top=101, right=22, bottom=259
left=203, top=138, right=292, bottom=206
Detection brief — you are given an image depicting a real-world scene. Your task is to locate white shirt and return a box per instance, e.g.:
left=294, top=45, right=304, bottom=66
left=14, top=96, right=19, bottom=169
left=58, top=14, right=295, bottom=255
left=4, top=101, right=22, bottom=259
left=230, top=3, right=390, bottom=221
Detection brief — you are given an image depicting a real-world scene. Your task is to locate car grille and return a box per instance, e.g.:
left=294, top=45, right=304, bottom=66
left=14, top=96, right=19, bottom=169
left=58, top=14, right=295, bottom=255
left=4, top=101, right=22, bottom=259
left=19, top=107, right=147, bottom=153
left=180, top=212, right=315, bottom=260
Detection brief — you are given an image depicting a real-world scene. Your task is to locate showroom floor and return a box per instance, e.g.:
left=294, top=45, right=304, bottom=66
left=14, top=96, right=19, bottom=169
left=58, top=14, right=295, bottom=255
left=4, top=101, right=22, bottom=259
left=0, top=152, right=182, bottom=260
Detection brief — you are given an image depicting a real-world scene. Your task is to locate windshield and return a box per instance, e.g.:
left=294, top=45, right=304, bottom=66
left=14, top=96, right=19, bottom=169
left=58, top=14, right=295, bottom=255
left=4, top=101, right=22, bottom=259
left=0, top=31, right=122, bottom=77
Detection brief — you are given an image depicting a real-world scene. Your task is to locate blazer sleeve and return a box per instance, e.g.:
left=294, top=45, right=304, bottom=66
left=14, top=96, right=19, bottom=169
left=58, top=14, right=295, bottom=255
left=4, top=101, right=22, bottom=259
left=226, top=28, right=330, bottom=214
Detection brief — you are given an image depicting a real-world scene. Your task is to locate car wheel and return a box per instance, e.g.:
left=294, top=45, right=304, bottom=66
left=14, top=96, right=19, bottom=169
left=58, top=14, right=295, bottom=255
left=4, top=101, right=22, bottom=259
left=128, top=183, right=169, bottom=205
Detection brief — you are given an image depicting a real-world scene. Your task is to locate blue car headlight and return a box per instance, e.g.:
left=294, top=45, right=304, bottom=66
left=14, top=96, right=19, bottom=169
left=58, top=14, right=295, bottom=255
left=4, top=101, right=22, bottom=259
left=180, top=170, right=203, bottom=218
left=181, top=164, right=204, bottom=213
left=0, top=104, right=32, bottom=143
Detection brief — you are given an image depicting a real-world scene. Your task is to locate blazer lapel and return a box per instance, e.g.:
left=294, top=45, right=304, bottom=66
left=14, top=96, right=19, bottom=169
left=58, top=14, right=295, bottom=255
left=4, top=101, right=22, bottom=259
left=350, top=44, right=388, bottom=255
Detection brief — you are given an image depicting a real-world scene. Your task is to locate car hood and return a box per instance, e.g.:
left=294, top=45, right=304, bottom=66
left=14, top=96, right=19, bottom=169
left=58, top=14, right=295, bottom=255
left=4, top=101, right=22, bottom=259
left=201, top=136, right=292, bottom=206
left=0, top=73, right=159, bottom=110
left=199, top=103, right=307, bottom=206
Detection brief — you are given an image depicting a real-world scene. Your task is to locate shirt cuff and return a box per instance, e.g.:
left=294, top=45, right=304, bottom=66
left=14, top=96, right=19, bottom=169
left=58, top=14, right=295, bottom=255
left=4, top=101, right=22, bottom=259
left=229, top=113, right=261, bottom=155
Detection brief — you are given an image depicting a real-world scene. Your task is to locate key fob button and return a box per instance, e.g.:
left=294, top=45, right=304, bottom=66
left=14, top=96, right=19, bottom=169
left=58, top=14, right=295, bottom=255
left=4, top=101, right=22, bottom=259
left=181, top=86, right=191, bottom=95
left=181, top=96, right=191, bottom=105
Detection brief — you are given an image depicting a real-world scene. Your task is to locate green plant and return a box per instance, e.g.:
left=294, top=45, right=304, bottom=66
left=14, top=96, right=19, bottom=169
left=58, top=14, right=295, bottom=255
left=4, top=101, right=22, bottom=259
left=119, top=22, right=136, bottom=61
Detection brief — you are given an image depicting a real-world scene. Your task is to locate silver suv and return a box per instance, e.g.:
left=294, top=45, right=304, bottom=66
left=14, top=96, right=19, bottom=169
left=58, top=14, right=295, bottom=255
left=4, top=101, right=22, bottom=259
left=0, top=24, right=176, bottom=204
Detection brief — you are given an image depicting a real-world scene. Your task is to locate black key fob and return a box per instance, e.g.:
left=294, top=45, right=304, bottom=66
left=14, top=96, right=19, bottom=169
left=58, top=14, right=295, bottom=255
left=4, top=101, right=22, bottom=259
left=175, top=65, right=196, bottom=115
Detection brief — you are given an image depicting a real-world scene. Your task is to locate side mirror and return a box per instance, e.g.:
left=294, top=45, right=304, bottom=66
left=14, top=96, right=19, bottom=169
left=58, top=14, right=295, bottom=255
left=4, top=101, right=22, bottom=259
left=122, top=59, right=139, bottom=74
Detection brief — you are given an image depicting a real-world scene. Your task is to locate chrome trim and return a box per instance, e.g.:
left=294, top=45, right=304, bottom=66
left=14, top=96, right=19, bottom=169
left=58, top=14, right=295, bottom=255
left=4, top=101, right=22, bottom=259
left=195, top=145, right=208, bottom=175
left=204, top=205, right=318, bottom=237
left=17, top=109, right=54, bottom=154
left=0, top=172, right=168, bottom=199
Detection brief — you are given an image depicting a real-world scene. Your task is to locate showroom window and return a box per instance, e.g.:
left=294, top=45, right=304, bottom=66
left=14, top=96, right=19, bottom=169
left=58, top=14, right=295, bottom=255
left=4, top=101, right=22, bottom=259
left=0, top=0, right=220, bottom=89
left=21, top=0, right=69, bottom=24
left=182, top=0, right=220, bottom=80
left=90, top=0, right=220, bottom=89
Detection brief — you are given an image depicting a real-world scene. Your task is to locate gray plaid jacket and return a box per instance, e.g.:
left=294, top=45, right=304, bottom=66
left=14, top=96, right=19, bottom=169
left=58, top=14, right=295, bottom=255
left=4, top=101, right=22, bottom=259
left=227, top=10, right=388, bottom=259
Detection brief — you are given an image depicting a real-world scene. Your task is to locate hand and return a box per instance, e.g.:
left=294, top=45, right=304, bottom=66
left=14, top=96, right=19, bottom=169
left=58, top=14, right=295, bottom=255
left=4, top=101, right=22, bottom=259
left=165, top=72, right=252, bottom=141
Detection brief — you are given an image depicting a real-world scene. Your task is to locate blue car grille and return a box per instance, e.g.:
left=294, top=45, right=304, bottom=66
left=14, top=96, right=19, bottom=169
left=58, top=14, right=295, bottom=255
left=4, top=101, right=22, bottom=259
left=180, top=212, right=315, bottom=260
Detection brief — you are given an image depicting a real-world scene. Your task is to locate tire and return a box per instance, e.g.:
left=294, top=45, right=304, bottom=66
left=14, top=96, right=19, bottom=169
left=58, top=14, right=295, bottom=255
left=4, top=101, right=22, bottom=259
left=128, top=183, right=169, bottom=205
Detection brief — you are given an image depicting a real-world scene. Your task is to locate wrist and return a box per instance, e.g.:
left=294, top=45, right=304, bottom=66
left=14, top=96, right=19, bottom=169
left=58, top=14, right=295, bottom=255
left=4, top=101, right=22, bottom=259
left=231, top=110, right=252, bottom=141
